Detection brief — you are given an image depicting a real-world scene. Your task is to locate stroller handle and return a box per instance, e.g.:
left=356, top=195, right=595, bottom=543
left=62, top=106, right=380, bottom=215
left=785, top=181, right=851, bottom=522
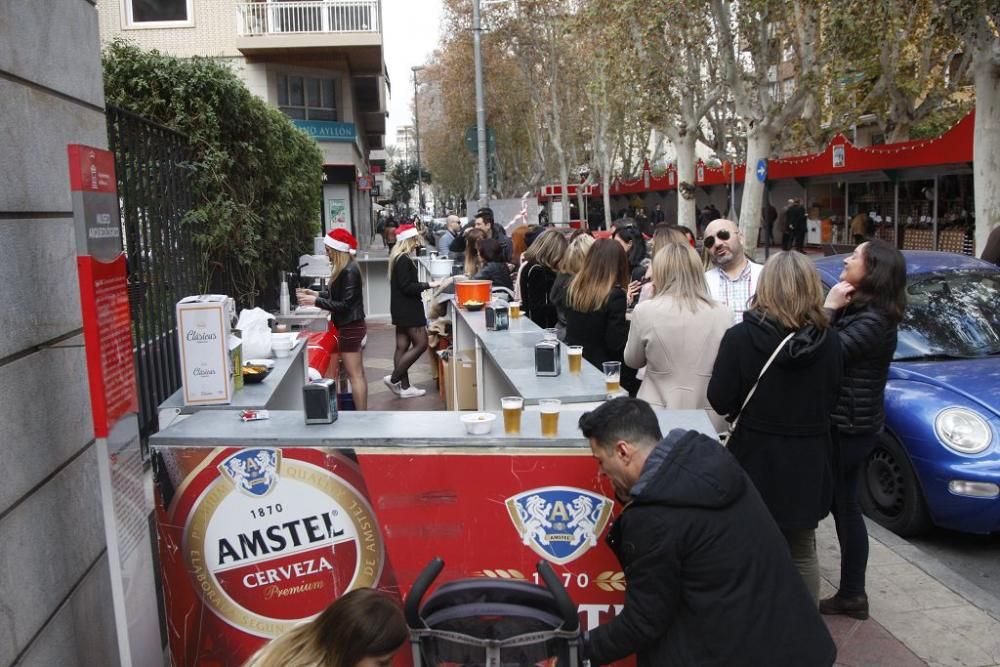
left=405, top=557, right=444, bottom=628
left=536, top=561, right=580, bottom=632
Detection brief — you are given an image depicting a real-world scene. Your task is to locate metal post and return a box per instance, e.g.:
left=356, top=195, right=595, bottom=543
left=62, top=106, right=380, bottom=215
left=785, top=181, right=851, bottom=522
left=894, top=180, right=899, bottom=248
left=472, top=0, right=489, bottom=209
left=411, top=66, right=424, bottom=216
left=932, top=175, right=939, bottom=251
left=844, top=182, right=850, bottom=244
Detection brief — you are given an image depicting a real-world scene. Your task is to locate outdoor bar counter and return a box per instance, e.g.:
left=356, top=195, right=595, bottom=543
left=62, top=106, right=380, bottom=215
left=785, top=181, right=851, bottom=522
left=450, top=299, right=609, bottom=410
left=150, top=408, right=715, bottom=666
left=156, top=337, right=308, bottom=429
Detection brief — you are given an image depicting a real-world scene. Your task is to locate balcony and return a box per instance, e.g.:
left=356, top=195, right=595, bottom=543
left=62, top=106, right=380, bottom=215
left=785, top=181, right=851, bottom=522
left=237, top=1, right=379, bottom=35
left=235, top=1, right=383, bottom=68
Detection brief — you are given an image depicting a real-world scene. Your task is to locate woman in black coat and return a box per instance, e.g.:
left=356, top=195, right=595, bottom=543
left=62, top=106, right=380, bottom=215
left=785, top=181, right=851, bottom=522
left=296, top=229, right=369, bottom=409
left=518, top=229, right=567, bottom=328
left=385, top=225, right=446, bottom=399
left=819, top=239, right=906, bottom=620
left=564, top=239, right=641, bottom=395
left=708, top=251, right=842, bottom=603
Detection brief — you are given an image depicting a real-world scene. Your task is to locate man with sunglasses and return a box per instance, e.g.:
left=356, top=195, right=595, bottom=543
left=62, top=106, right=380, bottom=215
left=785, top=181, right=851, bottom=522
left=703, top=218, right=763, bottom=326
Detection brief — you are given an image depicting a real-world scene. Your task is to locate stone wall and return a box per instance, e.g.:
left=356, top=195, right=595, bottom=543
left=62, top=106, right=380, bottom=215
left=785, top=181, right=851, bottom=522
left=0, top=0, right=120, bottom=665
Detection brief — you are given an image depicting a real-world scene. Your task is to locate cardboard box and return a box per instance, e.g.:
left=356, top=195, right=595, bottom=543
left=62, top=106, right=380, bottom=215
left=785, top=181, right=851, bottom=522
left=177, top=295, right=233, bottom=405
left=439, top=349, right=477, bottom=411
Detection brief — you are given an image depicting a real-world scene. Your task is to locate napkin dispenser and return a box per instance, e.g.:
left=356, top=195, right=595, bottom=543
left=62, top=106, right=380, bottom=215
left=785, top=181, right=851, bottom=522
left=534, top=340, right=561, bottom=376
left=303, top=378, right=338, bottom=424
left=485, top=301, right=509, bottom=331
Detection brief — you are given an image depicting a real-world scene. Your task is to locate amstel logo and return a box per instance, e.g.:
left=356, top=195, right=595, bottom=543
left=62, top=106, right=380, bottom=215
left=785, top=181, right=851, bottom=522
left=506, top=486, right=613, bottom=564
left=183, top=448, right=385, bottom=638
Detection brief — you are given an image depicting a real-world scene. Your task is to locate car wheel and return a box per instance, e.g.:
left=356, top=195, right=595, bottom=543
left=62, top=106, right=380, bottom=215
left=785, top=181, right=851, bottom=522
left=859, top=434, right=930, bottom=537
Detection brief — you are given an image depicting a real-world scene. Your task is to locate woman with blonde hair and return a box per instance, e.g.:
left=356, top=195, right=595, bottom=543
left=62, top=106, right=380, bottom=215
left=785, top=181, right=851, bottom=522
left=549, top=233, right=594, bottom=339
left=296, top=229, right=369, bottom=409
left=518, top=228, right=567, bottom=328
left=624, top=243, right=731, bottom=428
left=636, top=225, right=691, bottom=304
left=708, top=251, right=842, bottom=603
left=564, top=239, right=641, bottom=394
left=385, top=224, right=446, bottom=398
left=246, top=587, right=409, bottom=667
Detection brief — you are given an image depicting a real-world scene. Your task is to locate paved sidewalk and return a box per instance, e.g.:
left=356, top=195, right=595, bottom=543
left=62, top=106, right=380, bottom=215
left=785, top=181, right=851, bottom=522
left=356, top=317, right=1000, bottom=666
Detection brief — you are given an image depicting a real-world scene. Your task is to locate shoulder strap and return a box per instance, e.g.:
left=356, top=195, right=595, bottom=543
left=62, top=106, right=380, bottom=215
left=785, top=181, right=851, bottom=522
left=729, top=331, right=795, bottom=433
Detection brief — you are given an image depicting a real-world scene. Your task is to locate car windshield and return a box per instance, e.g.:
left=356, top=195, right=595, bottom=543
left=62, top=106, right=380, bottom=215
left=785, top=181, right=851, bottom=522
left=895, top=270, right=1000, bottom=360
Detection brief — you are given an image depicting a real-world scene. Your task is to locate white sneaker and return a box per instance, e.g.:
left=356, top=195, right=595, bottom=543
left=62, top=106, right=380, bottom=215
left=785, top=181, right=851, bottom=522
left=398, top=386, right=426, bottom=398
left=383, top=375, right=401, bottom=395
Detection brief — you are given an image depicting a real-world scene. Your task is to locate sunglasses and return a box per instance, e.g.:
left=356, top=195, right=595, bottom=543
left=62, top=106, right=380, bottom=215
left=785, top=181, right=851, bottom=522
left=703, top=229, right=731, bottom=249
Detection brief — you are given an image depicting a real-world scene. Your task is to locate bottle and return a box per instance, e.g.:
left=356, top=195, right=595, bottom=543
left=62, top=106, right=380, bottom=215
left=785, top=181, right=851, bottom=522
left=279, top=274, right=290, bottom=316
left=231, top=329, right=244, bottom=391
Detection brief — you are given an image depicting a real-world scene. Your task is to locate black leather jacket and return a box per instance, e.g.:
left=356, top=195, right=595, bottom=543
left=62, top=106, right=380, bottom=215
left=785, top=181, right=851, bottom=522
left=316, top=262, right=365, bottom=327
left=829, top=303, right=898, bottom=435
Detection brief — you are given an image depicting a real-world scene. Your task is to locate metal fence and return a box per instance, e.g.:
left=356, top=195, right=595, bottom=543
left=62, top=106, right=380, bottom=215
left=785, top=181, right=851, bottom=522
left=107, top=105, right=201, bottom=448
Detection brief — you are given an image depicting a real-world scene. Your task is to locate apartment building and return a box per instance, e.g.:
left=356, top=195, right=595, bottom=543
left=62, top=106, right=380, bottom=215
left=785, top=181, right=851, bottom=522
left=96, top=0, right=389, bottom=245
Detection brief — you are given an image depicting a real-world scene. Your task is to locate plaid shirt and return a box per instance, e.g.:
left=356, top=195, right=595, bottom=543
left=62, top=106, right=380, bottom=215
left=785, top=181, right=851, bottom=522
left=708, top=261, right=756, bottom=326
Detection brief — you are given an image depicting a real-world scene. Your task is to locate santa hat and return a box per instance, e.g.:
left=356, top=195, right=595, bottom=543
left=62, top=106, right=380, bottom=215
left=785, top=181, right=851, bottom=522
left=396, top=223, right=420, bottom=242
left=324, top=228, right=358, bottom=254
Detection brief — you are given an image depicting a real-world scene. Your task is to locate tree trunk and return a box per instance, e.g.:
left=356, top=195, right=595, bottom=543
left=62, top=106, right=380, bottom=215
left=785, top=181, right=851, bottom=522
left=738, top=129, right=774, bottom=262
left=603, top=170, right=612, bottom=229
left=675, top=132, right=698, bottom=230
left=973, top=36, right=1000, bottom=255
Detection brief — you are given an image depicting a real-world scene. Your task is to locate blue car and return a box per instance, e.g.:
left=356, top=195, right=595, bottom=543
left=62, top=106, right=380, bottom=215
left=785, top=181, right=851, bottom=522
left=814, top=251, right=1000, bottom=536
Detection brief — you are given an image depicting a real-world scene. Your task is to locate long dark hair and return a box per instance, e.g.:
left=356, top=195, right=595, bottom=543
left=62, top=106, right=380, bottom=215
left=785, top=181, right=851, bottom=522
left=567, top=239, right=630, bottom=312
left=478, top=237, right=506, bottom=263
left=612, top=224, right=646, bottom=269
left=853, top=239, right=907, bottom=323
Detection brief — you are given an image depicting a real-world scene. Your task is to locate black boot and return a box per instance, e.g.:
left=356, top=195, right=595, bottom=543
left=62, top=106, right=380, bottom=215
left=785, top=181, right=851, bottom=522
left=819, top=593, right=869, bottom=620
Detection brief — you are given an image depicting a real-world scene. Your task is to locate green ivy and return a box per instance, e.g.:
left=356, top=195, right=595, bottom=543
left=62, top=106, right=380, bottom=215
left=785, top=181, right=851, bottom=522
left=102, top=39, right=323, bottom=306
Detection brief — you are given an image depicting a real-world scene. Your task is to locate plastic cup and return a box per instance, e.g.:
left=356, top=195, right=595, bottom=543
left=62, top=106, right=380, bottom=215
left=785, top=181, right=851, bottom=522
left=509, top=301, right=522, bottom=318
left=567, top=346, right=583, bottom=373
left=543, top=328, right=558, bottom=342
left=539, top=398, right=561, bottom=437
left=603, top=361, right=621, bottom=395
left=501, top=396, right=524, bottom=434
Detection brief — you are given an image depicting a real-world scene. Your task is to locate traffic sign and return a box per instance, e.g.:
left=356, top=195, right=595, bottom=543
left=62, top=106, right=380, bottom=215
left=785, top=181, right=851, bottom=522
left=755, top=158, right=768, bottom=182
left=464, top=125, right=496, bottom=155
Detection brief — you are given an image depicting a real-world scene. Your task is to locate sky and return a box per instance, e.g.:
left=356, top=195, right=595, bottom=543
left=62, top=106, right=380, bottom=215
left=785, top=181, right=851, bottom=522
left=382, top=0, right=445, bottom=143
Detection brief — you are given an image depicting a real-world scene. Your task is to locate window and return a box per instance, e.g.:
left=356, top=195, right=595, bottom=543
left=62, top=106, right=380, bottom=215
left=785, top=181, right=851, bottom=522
left=125, top=0, right=193, bottom=26
left=278, top=74, right=338, bottom=121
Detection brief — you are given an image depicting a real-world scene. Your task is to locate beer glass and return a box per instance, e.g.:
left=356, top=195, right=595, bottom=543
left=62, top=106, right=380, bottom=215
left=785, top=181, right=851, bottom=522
left=567, top=346, right=583, bottom=374
left=509, top=301, right=522, bottom=318
left=603, top=361, right=621, bottom=395
left=501, top=396, right=524, bottom=435
left=539, top=398, right=561, bottom=437
left=543, top=328, right=558, bottom=342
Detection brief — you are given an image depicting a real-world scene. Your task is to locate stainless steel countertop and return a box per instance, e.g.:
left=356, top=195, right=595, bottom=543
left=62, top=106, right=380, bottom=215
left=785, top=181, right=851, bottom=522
left=454, top=304, right=609, bottom=404
left=150, top=408, right=716, bottom=448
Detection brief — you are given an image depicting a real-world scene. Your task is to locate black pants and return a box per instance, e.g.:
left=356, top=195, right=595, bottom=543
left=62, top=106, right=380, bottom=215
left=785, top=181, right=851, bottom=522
left=830, top=430, right=877, bottom=597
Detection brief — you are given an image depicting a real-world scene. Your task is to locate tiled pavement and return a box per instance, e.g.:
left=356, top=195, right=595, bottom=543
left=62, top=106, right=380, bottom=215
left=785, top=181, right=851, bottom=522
left=355, top=316, right=1000, bottom=666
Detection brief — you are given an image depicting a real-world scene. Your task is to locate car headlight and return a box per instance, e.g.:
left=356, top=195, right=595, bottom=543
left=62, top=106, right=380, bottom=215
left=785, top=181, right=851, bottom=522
left=934, top=408, right=993, bottom=455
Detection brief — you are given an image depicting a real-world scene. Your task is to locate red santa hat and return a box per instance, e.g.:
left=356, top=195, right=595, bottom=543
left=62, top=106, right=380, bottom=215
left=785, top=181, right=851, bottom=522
left=396, top=223, right=420, bottom=242
left=324, top=228, right=358, bottom=254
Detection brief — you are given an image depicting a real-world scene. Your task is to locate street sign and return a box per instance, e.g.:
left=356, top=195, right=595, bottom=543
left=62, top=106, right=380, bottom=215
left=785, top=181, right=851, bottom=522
left=464, top=125, right=496, bottom=154
left=756, top=158, right=768, bottom=182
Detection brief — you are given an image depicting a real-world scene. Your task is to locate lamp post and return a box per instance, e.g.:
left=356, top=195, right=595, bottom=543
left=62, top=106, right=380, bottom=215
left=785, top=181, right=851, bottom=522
left=472, top=0, right=489, bottom=209
left=411, top=65, right=425, bottom=217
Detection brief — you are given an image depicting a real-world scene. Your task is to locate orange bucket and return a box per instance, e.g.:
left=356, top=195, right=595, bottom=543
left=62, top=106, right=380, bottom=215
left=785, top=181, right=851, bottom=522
left=455, top=280, right=492, bottom=308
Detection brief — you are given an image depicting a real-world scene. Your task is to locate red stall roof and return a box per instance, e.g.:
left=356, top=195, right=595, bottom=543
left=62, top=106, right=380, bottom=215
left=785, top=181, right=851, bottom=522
left=539, top=110, right=975, bottom=200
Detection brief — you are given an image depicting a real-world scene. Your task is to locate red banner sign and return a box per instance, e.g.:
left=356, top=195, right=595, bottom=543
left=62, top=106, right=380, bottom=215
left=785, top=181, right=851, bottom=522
left=154, top=446, right=632, bottom=666
left=77, top=254, right=138, bottom=437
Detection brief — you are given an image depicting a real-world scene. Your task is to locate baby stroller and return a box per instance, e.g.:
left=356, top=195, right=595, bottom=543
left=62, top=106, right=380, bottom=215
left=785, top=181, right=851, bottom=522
left=405, top=557, right=581, bottom=667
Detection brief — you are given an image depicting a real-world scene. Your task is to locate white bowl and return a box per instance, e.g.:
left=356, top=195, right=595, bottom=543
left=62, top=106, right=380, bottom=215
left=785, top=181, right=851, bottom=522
left=460, top=412, right=497, bottom=435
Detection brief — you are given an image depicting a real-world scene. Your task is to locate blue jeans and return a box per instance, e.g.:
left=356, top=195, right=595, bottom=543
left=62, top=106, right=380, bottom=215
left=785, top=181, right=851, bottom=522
left=831, top=430, right=878, bottom=597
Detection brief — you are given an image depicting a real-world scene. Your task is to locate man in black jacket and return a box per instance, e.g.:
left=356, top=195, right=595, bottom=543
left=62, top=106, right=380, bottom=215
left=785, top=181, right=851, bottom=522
left=578, top=397, right=836, bottom=667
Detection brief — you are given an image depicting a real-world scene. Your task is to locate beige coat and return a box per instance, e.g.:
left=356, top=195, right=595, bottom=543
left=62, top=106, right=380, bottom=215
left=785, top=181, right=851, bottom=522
left=624, top=294, right=731, bottom=432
